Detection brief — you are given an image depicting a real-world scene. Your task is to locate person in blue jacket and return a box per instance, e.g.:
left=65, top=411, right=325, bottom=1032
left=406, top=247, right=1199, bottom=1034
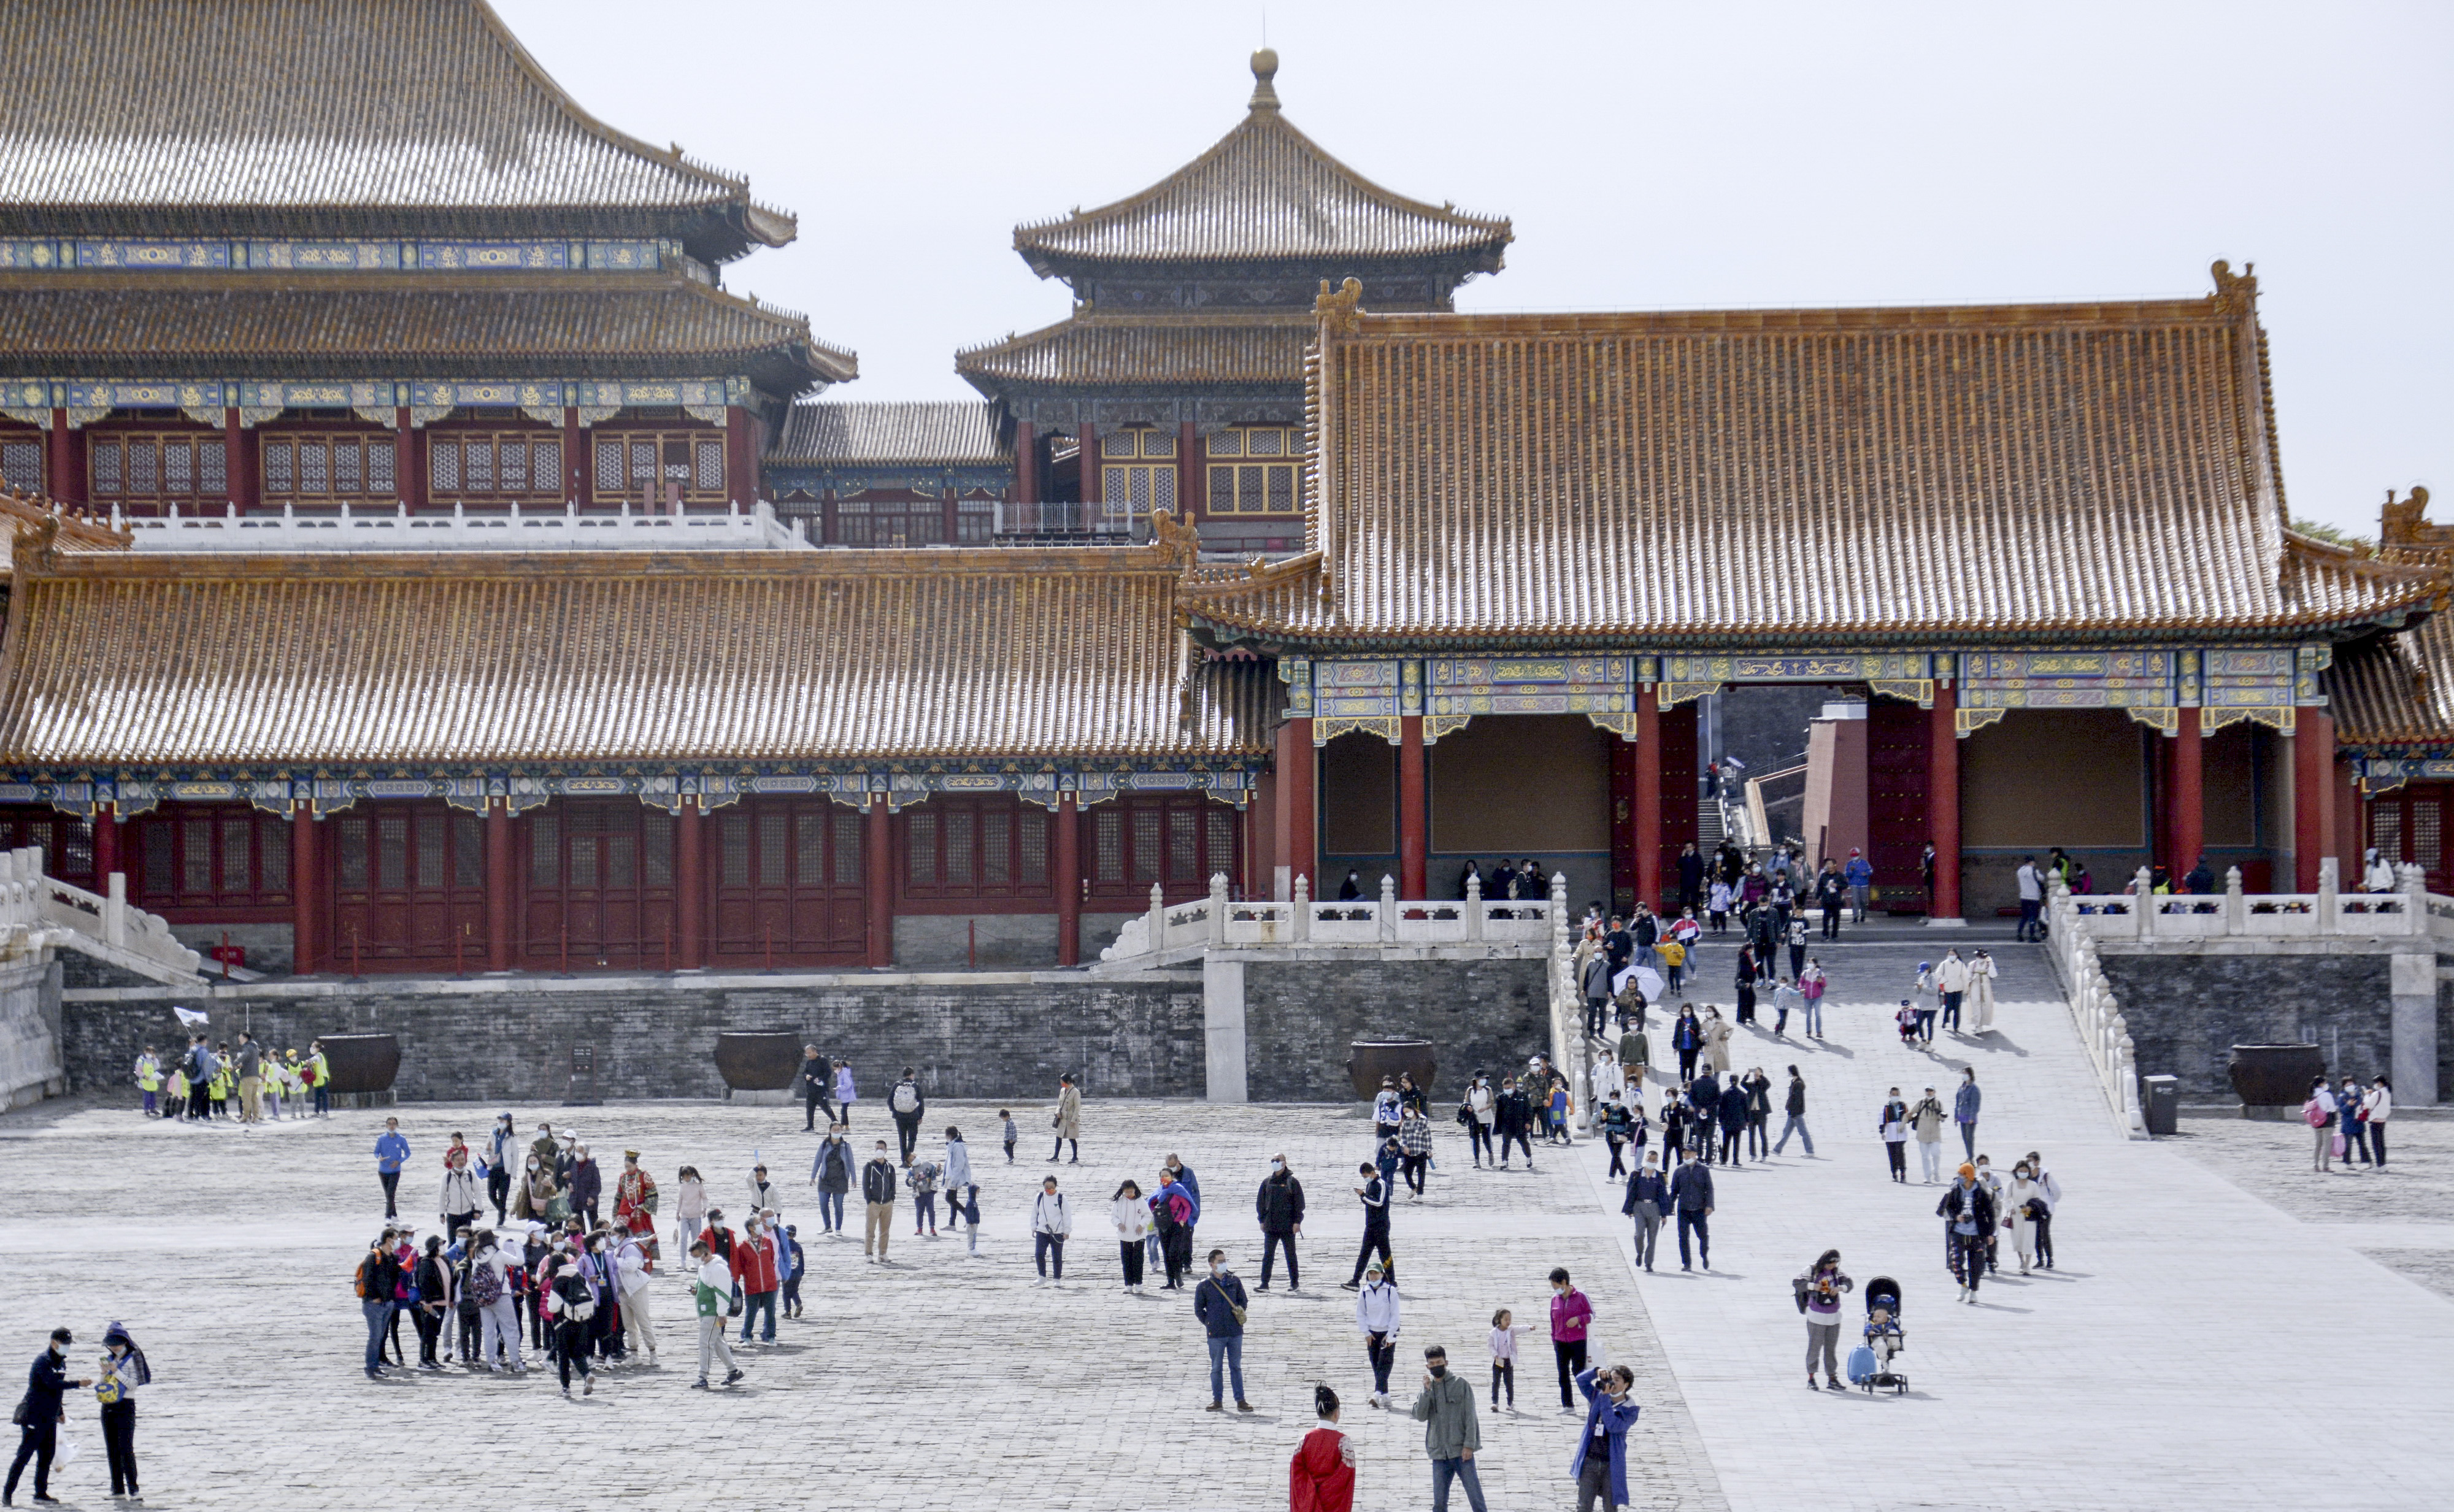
left=1570, top=1364, right=1641, bottom=1512
left=374, top=1117, right=411, bottom=1219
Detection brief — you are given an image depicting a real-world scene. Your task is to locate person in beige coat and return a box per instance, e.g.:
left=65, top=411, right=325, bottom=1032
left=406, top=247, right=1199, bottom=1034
left=1051, top=1073, right=1083, bottom=1164
left=1966, top=950, right=2000, bottom=1033
left=1704, top=1009, right=1735, bottom=1076
left=1910, top=1087, right=1947, bottom=1183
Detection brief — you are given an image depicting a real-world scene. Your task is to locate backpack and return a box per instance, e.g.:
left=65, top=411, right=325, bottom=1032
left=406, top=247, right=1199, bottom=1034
left=891, top=1081, right=920, bottom=1114
left=353, top=1255, right=374, bottom=1299
left=2302, top=1099, right=2328, bottom=1128
left=467, top=1255, right=504, bottom=1307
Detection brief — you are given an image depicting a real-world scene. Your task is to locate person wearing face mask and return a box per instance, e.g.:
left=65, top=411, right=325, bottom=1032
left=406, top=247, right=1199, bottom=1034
left=1620, top=1151, right=1671, bottom=1272
left=860, top=1140, right=899, bottom=1263
left=734, top=1212, right=782, bottom=1343
left=1408, top=1345, right=1485, bottom=1512
left=1571, top=1364, right=1641, bottom=1512
left=944, top=1125, right=980, bottom=1254
left=810, top=1126, right=855, bottom=1236
left=1345, top=1163, right=1394, bottom=1289
left=1546, top=1268, right=1593, bottom=1411
left=483, top=1112, right=520, bottom=1225
left=1256, top=1154, right=1306, bottom=1292
left=6, top=1327, right=90, bottom=1505
left=92, top=1322, right=150, bottom=1502
left=1354, top=1261, right=1401, bottom=1407
left=1193, top=1248, right=1254, bottom=1412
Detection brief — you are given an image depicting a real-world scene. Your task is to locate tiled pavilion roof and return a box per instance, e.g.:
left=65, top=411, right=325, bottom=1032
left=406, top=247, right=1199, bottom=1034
left=2334, top=489, right=2454, bottom=748
left=771, top=402, right=1007, bottom=467
left=1181, top=267, right=2447, bottom=649
left=1011, top=52, right=1508, bottom=278
left=0, top=548, right=1270, bottom=768
left=0, top=0, right=795, bottom=259
left=957, top=312, right=1311, bottom=393
left=0, top=270, right=853, bottom=388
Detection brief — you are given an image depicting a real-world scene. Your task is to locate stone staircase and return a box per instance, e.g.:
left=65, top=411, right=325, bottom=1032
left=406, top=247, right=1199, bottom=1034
left=0, top=846, right=205, bottom=986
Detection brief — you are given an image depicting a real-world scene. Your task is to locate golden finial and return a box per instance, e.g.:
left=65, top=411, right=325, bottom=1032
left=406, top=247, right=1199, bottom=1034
left=1315, top=276, right=1364, bottom=336
left=1249, top=49, right=1281, bottom=111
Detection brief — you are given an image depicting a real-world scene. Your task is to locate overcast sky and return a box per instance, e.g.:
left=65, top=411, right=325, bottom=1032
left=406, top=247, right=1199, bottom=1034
left=496, top=0, right=2449, bottom=539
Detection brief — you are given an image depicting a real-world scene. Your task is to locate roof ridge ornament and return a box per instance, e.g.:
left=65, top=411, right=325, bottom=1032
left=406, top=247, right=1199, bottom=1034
left=2211, top=258, right=2258, bottom=320
left=1315, top=276, right=1365, bottom=337
left=1249, top=48, right=1282, bottom=111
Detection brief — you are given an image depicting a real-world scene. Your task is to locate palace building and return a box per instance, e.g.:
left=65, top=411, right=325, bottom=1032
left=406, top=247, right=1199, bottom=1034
left=1, top=0, right=2446, bottom=978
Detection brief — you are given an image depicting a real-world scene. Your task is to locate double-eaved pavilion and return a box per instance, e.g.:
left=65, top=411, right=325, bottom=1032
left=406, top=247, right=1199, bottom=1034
left=0, top=6, right=2445, bottom=978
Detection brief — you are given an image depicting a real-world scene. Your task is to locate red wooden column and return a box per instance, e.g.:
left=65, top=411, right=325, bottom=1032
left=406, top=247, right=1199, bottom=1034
left=94, top=803, right=119, bottom=883
left=563, top=406, right=588, bottom=505
left=676, top=797, right=705, bottom=969
left=1398, top=715, right=1428, bottom=900
left=2172, top=715, right=2205, bottom=881
left=46, top=410, right=80, bottom=505
left=2291, top=710, right=2335, bottom=891
left=484, top=799, right=512, bottom=971
left=395, top=407, right=425, bottom=512
left=725, top=404, right=755, bottom=510
left=289, top=808, right=317, bottom=974
left=1178, top=421, right=1202, bottom=523
left=223, top=410, right=256, bottom=511
left=1928, top=681, right=1963, bottom=921
left=1079, top=423, right=1101, bottom=520
left=1273, top=718, right=1316, bottom=899
left=1632, top=684, right=1662, bottom=911
left=1011, top=422, right=1040, bottom=528
left=864, top=798, right=893, bottom=967
left=1054, top=793, right=1082, bottom=966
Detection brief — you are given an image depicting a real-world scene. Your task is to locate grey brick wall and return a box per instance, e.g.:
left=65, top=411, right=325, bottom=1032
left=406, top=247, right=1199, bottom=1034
left=62, top=975, right=1205, bottom=1105
left=2096, top=951, right=2395, bottom=1096
left=893, top=915, right=1058, bottom=971
left=1240, top=955, right=1550, bottom=1103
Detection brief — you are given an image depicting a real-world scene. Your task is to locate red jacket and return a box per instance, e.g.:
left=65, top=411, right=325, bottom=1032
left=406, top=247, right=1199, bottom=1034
left=1289, top=1427, right=1355, bottom=1512
left=733, top=1231, right=780, bottom=1293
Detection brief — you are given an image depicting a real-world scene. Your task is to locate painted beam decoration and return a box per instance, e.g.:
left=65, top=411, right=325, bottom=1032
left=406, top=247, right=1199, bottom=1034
left=1659, top=653, right=1935, bottom=711
left=1, top=765, right=1258, bottom=820
left=1311, top=658, right=1402, bottom=744
left=2356, top=757, right=2454, bottom=796
left=1427, top=655, right=1640, bottom=741
left=0, top=239, right=676, bottom=274
left=0, top=377, right=752, bottom=431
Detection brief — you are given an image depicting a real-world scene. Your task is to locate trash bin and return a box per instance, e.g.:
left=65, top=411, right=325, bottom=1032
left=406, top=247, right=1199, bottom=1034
left=2141, top=1073, right=2180, bottom=1137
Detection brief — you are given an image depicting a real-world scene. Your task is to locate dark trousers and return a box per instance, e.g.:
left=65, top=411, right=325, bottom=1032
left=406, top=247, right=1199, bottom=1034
left=1499, top=1129, right=1533, bottom=1164
left=1606, top=1138, right=1628, bottom=1178
left=2017, top=898, right=2042, bottom=940
left=1350, top=1223, right=1392, bottom=1285
left=487, top=1169, right=511, bottom=1223
left=895, top=1114, right=921, bottom=1162
left=1719, top=1124, right=1740, bottom=1164
left=1553, top=1338, right=1587, bottom=1407
left=1052, top=1135, right=1079, bottom=1161
left=1161, top=1225, right=1193, bottom=1286
left=1745, top=1115, right=1767, bottom=1158
left=188, top=1083, right=209, bottom=1119
left=1034, top=1231, right=1065, bottom=1278
left=413, top=1302, right=443, bottom=1364
left=379, top=1170, right=400, bottom=1216
left=2346, top=1120, right=2372, bottom=1164
left=1952, top=1232, right=1988, bottom=1291
left=1585, top=999, right=1609, bottom=1038
left=1821, top=907, right=1841, bottom=938
left=1469, top=1121, right=1495, bottom=1164
left=1120, top=1240, right=1145, bottom=1286
left=1942, top=991, right=1964, bottom=1030
left=1261, top=1228, right=1299, bottom=1288
left=101, top=1399, right=136, bottom=1495
left=804, top=1085, right=831, bottom=1130
left=2034, top=1210, right=2055, bottom=1267
left=817, top=1188, right=846, bottom=1230
left=1401, top=1154, right=1428, bottom=1195
left=1366, top=1332, right=1396, bottom=1394
left=556, top=1320, right=591, bottom=1388
left=2371, top=1124, right=2388, bottom=1166
left=1915, top=1010, right=1937, bottom=1042
left=1677, top=1208, right=1710, bottom=1267
left=6, top=1419, right=56, bottom=1500
left=1735, top=985, right=1755, bottom=1023
left=1887, top=1142, right=1907, bottom=1180
left=1491, top=1359, right=1514, bottom=1405
left=1677, top=1050, right=1698, bottom=1080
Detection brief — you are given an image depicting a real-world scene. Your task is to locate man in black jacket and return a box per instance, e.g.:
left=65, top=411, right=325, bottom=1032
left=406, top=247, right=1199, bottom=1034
left=1255, top=1157, right=1306, bottom=1292
left=1344, top=1163, right=1394, bottom=1289
left=798, top=1045, right=834, bottom=1132
left=6, top=1328, right=88, bottom=1505
left=1677, top=842, right=1706, bottom=910
left=1669, top=1156, right=1715, bottom=1272
left=1937, top=1165, right=1999, bottom=1300
left=860, top=1140, right=899, bottom=1262
left=1716, top=1078, right=1749, bottom=1166
left=1494, top=1078, right=1535, bottom=1170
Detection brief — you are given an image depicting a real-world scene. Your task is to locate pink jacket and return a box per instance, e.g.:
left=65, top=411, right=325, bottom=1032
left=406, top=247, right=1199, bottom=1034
left=1550, top=1288, right=1592, bottom=1342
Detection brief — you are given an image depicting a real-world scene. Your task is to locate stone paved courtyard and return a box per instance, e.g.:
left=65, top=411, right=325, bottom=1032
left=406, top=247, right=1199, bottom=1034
left=4, top=941, right=2452, bottom=1510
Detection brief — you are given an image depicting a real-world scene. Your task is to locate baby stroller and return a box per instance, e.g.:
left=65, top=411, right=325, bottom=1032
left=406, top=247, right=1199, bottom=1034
left=1847, top=1276, right=1909, bottom=1394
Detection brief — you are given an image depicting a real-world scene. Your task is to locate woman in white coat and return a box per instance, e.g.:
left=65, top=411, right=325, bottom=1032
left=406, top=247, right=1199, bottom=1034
left=1110, top=1179, right=1152, bottom=1293
left=2003, top=1161, right=2041, bottom=1272
left=1966, top=950, right=2000, bottom=1034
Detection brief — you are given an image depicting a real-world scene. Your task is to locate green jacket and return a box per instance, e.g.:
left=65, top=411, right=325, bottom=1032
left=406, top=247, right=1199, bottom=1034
left=693, top=1278, right=726, bottom=1318
left=1410, top=1372, right=1482, bottom=1459
left=1620, top=1031, right=1649, bottom=1068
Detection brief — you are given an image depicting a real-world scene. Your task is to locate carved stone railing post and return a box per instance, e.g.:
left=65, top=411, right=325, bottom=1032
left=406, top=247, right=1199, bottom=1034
left=1291, top=874, right=1311, bottom=943
left=2224, top=866, right=2245, bottom=934
left=1147, top=882, right=1166, bottom=953
left=1466, top=872, right=1484, bottom=942
left=2318, top=855, right=2340, bottom=933
left=1379, top=874, right=1398, bottom=943
left=1208, top=872, right=1229, bottom=947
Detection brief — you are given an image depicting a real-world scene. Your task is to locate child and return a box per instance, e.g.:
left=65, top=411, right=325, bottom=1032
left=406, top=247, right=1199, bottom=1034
left=999, top=1110, right=1018, bottom=1163
left=1863, top=1305, right=1902, bottom=1377
left=1489, top=1308, right=1528, bottom=1410
left=1895, top=999, right=1921, bottom=1047
left=1546, top=1080, right=1572, bottom=1145
left=780, top=1224, right=807, bottom=1318
left=907, top=1156, right=942, bottom=1237
left=164, top=1064, right=189, bottom=1122
left=1707, top=879, right=1733, bottom=935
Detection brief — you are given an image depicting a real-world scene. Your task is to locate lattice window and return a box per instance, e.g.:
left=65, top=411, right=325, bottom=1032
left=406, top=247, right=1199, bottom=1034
left=2414, top=800, right=2441, bottom=876
left=262, top=432, right=396, bottom=504
left=591, top=429, right=727, bottom=505
left=1, top=439, right=40, bottom=492
left=427, top=430, right=561, bottom=503
left=833, top=812, right=863, bottom=887
left=1101, top=428, right=1180, bottom=521
left=133, top=805, right=292, bottom=909
left=88, top=432, right=224, bottom=505
left=835, top=491, right=945, bottom=548
left=904, top=798, right=1048, bottom=898
left=1088, top=795, right=1239, bottom=900
left=1206, top=426, right=1302, bottom=514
